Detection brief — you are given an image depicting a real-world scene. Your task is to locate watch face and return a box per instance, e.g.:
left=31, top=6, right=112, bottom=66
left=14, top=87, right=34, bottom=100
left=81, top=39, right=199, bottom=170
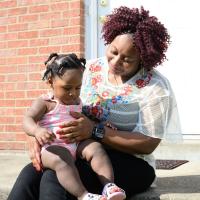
left=92, top=124, right=105, bottom=140
left=95, top=127, right=104, bottom=139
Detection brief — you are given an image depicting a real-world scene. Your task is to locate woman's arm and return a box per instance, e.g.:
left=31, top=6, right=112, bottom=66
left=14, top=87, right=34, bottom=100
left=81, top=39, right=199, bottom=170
left=57, top=111, right=161, bottom=155
left=27, top=136, right=42, bottom=171
left=103, top=127, right=161, bottom=155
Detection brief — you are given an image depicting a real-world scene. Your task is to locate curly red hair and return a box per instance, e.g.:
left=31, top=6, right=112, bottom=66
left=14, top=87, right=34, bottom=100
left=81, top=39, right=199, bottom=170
left=102, top=6, right=170, bottom=70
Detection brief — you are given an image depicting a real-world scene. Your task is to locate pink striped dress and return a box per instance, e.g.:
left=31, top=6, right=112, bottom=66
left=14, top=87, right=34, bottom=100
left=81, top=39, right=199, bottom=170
left=38, top=94, right=82, bottom=159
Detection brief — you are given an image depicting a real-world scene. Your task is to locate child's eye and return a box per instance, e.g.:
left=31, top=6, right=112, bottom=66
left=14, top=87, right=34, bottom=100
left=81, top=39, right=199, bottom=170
left=64, top=87, right=71, bottom=91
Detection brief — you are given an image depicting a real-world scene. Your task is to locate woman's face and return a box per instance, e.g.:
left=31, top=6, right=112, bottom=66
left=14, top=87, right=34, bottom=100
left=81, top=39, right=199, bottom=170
left=106, top=34, right=141, bottom=81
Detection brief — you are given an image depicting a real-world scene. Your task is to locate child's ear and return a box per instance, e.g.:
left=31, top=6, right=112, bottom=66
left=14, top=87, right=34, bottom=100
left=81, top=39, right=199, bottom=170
left=46, top=77, right=53, bottom=87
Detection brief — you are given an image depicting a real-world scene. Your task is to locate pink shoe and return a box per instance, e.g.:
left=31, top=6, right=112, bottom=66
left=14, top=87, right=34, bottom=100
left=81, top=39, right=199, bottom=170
left=102, top=183, right=126, bottom=200
left=83, top=193, right=107, bottom=200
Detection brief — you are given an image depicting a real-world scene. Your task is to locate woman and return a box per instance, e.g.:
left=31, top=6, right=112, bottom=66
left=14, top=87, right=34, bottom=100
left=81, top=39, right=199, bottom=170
left=8, top=6, right=181, bottom=200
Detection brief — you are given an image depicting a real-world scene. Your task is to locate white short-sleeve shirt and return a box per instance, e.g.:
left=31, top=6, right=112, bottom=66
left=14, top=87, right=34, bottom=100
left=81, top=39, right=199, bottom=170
left=81, top=57, right=182, bottom=168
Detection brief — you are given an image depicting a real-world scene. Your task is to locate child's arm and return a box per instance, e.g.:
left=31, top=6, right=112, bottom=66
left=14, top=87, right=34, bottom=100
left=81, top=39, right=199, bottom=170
left=23, top=97, right=54, bottom=145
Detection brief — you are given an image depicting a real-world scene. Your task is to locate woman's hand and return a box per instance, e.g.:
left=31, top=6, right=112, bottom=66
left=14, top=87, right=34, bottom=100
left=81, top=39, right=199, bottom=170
left=56, top=112, right=95, bottom=143
left=28, top=136, right=42, bottom=171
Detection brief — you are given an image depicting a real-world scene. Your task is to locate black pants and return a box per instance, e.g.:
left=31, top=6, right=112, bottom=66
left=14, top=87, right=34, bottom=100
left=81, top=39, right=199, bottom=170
left=7, top=149, right=155, bottom=200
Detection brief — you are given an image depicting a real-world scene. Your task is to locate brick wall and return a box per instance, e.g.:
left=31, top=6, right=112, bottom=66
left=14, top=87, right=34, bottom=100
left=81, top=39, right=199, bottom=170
left=0, top=0, right=85, bottom=150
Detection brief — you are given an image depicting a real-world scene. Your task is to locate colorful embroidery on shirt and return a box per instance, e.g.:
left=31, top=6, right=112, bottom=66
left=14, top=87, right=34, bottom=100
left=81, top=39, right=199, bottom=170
left=82, top=57, right=152, bottom=122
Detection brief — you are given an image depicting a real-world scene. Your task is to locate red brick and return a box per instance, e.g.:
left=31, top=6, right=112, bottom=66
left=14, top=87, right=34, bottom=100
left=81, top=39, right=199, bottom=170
left=5, top=91, right=26, bottom=99
left=0, top=117, right=15, bottom=124
left=0, top=100, right=15, bottom=107
left=28, top=72, right=42, bottom=81
left=29, top=5, right=49, bottom=13
left=15, top=99, right=33, bottom=107
left=15, top=116, right=24, bottom=124
left=19, top=14, right=39, bottom=23
left=0, top=92, right=5, bottom=98
left=61, top=44, right=82, bottom=52
left=28, top=55, right=47, bottom=64
left=0, top=75, right=5, bottom=82
left=39, top=29, right=62, bottom=37
left=6, top=73, right=27, bottom=82
left=29, top=38, right=49, bottom=47
left=70, top=1, right=82, bottom=9
left=8, top=23, right=28, bottom=32
left=63, top=27, right=81, bottom=35
left=0, top=26, right=7, bottom=32
left=0, top=58, right=6, bottom=65
left=69, top=17, right=82, bottom=26
left=0, top=16, right=16, bottom=24
left=16, top=133, right=27, bottom=141
left=50, top=3, right=69, bottom=11
left=5, top=124, right=22, bottom=132
left=0, top=42, right=7, bottom=49
left=39, top=46, right=61, bottom=54
left=40, top=12, right=61, bottom=20
left=26, top=90, right=45, bottom=98
left=7, top=57, right=28, bottom=65
left=7, top=7, right=27, bottom=16
left=49, top=37, right=70, bottom=45
left=0, top=133, right=15, bottom=141
left=0, top=82, right=16, bottom=90
left=18, top=31, right=38, bottom=39
left=51, top=19, right=69, bottom=28
left=0, top=33, right=18, bottom=41
left=18, top=48, right=37, bottom=56
left=8, top=40, right=28, bottom=48
left=63, top=9, right=83, bottom=17
left=0, top=1, right=17, bottom=8
left=0, top=49, right=16, bottom=57
left=0, top=10, right=7, bottom=17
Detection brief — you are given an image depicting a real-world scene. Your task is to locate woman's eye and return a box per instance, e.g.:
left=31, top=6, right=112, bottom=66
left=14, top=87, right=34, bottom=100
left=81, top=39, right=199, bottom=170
left=111, top=51, right=118, bottom=55
left=110, top=48, right=117, bottom=55
left=124, top=59, right=131, bottom=63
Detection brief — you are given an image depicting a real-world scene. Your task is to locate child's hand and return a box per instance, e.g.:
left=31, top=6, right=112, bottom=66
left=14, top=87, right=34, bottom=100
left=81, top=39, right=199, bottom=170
left=34, top=127, right=55, bottom=146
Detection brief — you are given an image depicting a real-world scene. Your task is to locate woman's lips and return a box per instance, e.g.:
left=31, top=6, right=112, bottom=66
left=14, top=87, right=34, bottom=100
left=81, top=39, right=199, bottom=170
left=109, top=65, right=122, bottom=74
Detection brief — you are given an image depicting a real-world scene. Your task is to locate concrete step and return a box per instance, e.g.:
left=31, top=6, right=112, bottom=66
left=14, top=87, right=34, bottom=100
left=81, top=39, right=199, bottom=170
left=154, top=140, right=200, bottom=161
left=132, top=161, right=200, bottom=200
left=1, top=147, right=200, bottom=200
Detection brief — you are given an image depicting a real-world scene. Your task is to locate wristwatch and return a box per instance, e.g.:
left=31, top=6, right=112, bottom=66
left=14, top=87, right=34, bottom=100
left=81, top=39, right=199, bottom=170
left=92, top=123, right=105, bottom=141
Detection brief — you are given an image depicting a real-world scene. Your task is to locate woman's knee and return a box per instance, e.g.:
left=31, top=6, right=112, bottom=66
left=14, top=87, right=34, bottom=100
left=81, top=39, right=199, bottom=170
left=40, top=169, right=67, bottom=200
left=7, top=163, right=42, bottom=200
left=18, top=163, right=42, bottom=185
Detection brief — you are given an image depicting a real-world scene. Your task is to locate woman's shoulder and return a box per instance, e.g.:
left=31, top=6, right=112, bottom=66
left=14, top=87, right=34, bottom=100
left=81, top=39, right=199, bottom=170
left=151, top=69, right=171, bottom=90
left=136, top=69, right=172, bottom=99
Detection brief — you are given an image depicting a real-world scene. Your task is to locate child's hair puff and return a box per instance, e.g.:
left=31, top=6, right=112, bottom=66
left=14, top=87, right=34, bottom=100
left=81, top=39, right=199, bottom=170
left=42, top=53, right=86, bottom=80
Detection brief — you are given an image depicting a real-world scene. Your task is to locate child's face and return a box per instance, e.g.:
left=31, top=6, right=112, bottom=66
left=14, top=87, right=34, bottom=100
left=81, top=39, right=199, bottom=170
left=51, top=68, right=83, bottom=105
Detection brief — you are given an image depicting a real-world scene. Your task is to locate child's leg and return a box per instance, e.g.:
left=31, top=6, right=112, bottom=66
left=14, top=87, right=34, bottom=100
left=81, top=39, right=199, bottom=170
left=77, top=140, right=126, bottom=200
left=77, top=139, right=114, bottom=185
left=41, top=145, right=88, bottom=200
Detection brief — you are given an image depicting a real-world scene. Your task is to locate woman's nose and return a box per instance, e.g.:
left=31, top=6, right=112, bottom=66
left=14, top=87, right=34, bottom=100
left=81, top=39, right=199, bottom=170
left=112, top=55, right=122, bottom=66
